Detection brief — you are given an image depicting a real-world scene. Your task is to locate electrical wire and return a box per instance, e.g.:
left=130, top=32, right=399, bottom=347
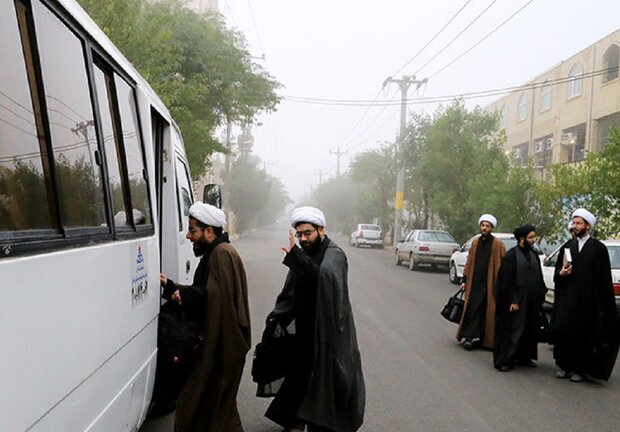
left=429, top=0, right=537, bottom=80
left=281, top=66, right=616, bottom=107
left=391, top=0, right=473, bottom=78
left=413, top=0, right=498, bottom=77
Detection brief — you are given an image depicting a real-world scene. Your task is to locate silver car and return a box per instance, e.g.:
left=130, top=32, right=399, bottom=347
left=349, top=224, right=383, bottom=248
left=395, top=230, right=459, bottom=271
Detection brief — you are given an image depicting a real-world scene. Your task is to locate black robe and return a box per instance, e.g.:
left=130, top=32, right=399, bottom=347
left=552, top=237, right=619, bottom=380
left=493, top=246, right=546, bottom=369
left=265, top=237, right=365, bottom=432
left=460, top=234, right=493, bottom=340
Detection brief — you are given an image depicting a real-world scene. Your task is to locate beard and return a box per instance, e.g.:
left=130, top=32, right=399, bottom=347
left=300, top=235, right=322, bottom=253
left=573, top=227, right=587, bottom=238
left=193, top=239, right=210, bottom=256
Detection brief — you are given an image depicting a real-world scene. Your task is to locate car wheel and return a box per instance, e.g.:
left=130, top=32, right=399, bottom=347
left=408, top=254, right=417, bottom=271
left=449, top=262, right=460, bottom=284
left=395, top=250, right=402, bottom=266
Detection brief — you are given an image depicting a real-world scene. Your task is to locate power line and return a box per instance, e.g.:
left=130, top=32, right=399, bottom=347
left=335, top=2, right=473, bottom=152
left=429, top=0, right=537, bottom=80
left=281, top=66, right=616, bottom=107
left=246, top=0, right=265, bottom=56
left=393, top=0, right=473, bottom=77
left=412, top=0, right=499, bottom=76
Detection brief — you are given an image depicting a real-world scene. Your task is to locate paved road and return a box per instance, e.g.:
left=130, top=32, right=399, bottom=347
left=142, top=225, right=620, bottom=432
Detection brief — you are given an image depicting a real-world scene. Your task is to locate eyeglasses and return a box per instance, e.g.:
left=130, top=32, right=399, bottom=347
left=295, top=229, right=317, bottom=238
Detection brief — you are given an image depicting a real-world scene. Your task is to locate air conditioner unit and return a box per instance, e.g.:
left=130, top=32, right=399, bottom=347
left=535, top=141, right=544, bottom=153
left=561, top=132, right=576, bottom=145
left=545, top=137, right=553, bottom=149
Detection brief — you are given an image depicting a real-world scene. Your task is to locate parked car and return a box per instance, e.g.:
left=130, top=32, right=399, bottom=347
left=395, top=230, right=459, bottom=270
left=349, top=224, right=383, bottom=248
left=541, top=239, right=620, bottom=313
left=448, top=233, right=520, bottom=284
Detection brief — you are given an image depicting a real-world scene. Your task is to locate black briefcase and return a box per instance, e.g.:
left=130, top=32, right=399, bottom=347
left=441, top=288, right=465, bottom=324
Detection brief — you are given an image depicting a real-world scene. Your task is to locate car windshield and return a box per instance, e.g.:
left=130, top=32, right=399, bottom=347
left=361, top=225, right=380, bottom=231
left=501, top=238, right=518, bottom=249
left=608, top=245, right=620, bottom=269
left=419, top=231, right=456, bottom=243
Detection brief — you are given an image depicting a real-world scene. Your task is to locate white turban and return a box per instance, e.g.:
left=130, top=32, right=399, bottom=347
left=478, top=214, right=497, bottom=228
left=189, top=202, right=226, bottom=228
left=572, top=208, right=596, bottom=227
left=290, top=206, right=326, bottom=228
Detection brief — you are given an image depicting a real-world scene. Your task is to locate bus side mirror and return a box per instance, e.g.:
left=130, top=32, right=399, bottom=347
left=203, top=184, right=222, bottom=209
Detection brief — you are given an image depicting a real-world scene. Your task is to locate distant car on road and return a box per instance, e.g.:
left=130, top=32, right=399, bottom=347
left=395, top=230, right=459, bottom=271
left=349, top=223, right=383, bottom=248
left=448, top=233, right=519, bottom=284
left=541, top=239, right=620, bottom=313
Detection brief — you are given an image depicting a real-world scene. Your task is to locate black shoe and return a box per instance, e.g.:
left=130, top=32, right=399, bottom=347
left=555, top=369, right=570, bottom=379
left=499, top=365, right=513, bottom=372
left=463, top=339, right=473, bottom=350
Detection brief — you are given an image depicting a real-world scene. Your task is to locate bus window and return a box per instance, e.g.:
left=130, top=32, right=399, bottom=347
left=32, top=1, right=106, bottom=229
left=114, top=75, right=152, bottom=226
left=0, top=0, right=56, bottom=232
left=175, top=156, right=193, bottom=232
left=92, top=64, right=129, bottom=226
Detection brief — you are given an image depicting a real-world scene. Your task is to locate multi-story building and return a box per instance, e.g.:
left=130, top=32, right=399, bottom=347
left=486, top=29, right=620, bottom=169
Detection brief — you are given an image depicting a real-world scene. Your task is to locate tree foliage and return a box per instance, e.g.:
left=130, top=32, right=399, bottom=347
left=223, top=156, right=290, bottom=232
left=303, top=99, right=620, bottom=244
left=78, top=0, right=280, bottom=178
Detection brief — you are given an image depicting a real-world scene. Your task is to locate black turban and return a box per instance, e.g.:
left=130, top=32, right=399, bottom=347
left=513, top=224, right=536, bottom=240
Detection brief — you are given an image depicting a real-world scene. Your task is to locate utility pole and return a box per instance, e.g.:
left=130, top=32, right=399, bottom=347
left=329, top=146, right=348, bottom=178
left=382, top=75, right=427, bottom=244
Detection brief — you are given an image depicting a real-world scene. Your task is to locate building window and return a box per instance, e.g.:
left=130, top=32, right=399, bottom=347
left=603, top=44, right=619, bottom=83
left=499, top=104, right=508, bottom=128
left=540, top=81, right=552, bottom=112
left=567, top=63, right=583, bottom=99
left=518, top=93, right=527, bottom=122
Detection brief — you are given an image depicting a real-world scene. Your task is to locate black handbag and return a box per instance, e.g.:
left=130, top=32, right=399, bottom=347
left=151, top=300, right=204, bottom=415
left=441, top=288, right=465, bottom=323
left=252, top=319, right=296, bottom=386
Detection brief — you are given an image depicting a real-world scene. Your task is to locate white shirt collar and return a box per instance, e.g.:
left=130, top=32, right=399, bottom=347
left=577, top=233, right=590, bottom=251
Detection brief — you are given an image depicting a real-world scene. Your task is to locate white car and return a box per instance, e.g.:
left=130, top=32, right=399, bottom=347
left=349, top=223, right=383, bottom=248
left=541, top=239, right=620, bottom=313
left=448, top=233, right=518, bottom=284
left=395, top=230, right=459, bottom=270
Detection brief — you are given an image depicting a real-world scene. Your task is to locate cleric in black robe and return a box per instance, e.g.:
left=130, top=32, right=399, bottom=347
left=493, top=225, right=546, bottom=371
left=263, top=207, right=365, bottom=432
left=552, top=208, right=620, bottom=382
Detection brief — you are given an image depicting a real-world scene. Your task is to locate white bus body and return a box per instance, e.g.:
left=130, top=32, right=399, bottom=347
left=1, top=0, right=198, bottom=430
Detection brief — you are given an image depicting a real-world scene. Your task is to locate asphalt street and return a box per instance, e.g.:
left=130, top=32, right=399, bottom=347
left=141, top=225, right=620, bottom=432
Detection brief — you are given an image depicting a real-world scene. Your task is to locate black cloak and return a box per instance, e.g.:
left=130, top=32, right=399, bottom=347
left=552, top=237, right=619, bottom=380
left=265, top=239, right=365, bottom=432
left=493, top=246, right=546, bottom=369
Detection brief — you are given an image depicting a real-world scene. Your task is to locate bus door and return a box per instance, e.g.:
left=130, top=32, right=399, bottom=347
left=174, top=150, right=196, bottom=284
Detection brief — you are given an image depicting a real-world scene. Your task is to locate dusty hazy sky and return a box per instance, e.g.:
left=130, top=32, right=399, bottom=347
left=219, top=0, right=620, bottom=202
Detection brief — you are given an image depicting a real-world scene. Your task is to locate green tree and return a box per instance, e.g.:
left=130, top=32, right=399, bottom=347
left=349, top=145, right=396, bottom=231
left=223, top=156, right=289, bottom=232
left=418, top=101, right=504, bottom=243
left=401, top=112, right=431, bottom=229
left=78, top=0, right=280, bottom=178
left=310, top=175, right=359, bottom=234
